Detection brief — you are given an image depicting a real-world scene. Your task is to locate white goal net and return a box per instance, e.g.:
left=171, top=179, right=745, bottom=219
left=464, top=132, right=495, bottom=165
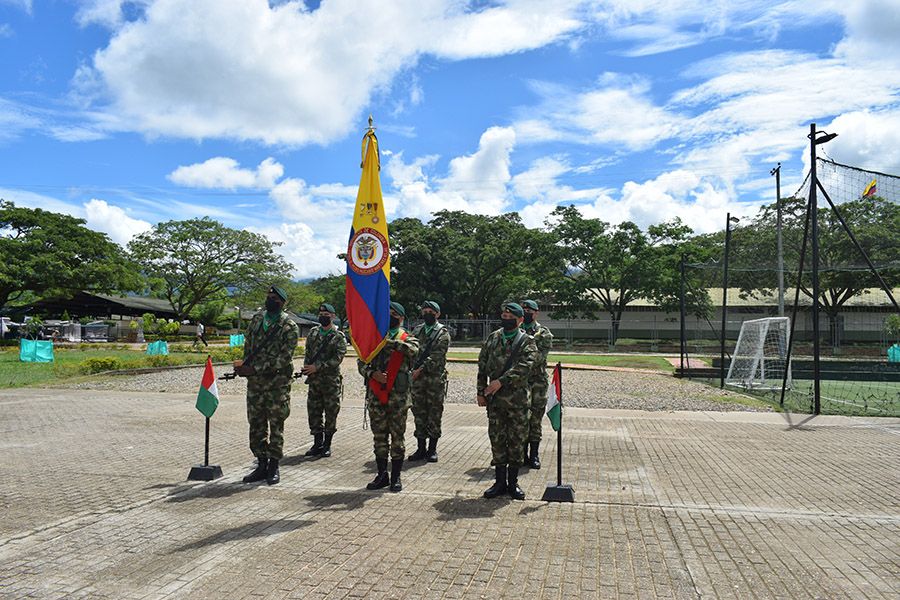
left=726, top=317, right=792, bottom=391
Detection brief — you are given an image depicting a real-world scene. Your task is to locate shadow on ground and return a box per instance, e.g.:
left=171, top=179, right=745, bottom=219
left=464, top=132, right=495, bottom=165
left=432, top=495, right=510, bottom=521
left=165, top=481, right=259, bottom=503
left=173, top=519, right=314, bottom=552
left=304, top=490, right=381, bottom=511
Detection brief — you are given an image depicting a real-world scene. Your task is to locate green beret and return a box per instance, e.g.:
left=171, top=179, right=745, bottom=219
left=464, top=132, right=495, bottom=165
left=422, top=300, right=441, bottom=313
left=522, top=299, right=539, bottom=311
left=269, top=286, right=288, bottom=302
left=319, top=303, right=336, bottom=314
left=389, top=301, right=406, bottom=317
left=503, top=302, right=524, bottom=317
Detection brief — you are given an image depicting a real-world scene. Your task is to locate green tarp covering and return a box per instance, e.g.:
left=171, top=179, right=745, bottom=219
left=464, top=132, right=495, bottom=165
left=20, top=339, right=54, bottom=363
left=230, top=334, right=245, bottom=347
left=888, top=344, right=900, bottom=363
left=146, top=340, right=169, bottom=356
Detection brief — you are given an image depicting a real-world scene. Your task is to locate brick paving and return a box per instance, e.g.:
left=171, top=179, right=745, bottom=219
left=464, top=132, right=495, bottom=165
left=1, top=382, right=898, bottom=599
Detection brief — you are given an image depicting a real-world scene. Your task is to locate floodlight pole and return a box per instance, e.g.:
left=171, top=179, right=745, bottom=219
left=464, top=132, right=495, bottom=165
left=680, top=254, right=687, bottom=372
left=720, top=213, right=736, bottom=388
left=809, top=124, right=822, bottom=415
left=771, top=163, right=785, bottom=317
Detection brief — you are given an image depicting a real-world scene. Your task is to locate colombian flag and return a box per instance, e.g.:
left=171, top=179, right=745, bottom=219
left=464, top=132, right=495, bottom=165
left=862, top=179, right=877, bottom=197
left=346, top=125, right=391, bottom=364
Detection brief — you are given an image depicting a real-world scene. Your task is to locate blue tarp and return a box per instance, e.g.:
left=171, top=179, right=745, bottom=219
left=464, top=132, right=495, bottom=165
left=888, top=344, right=900, bottom=363
left=20, top=339, right=54, bottom=363
left=230, top=334, right=245, bottom=347
left=146, top=340, right=169, bottom=356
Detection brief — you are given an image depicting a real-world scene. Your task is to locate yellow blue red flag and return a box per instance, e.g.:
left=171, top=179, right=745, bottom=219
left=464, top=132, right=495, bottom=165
left=346, top=125, right=391, bottom=363
left=862, top=178, right=877, bottom=197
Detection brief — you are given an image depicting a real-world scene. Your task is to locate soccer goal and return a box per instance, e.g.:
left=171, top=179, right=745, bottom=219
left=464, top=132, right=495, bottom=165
left=726, top=317, right=792, bottom=391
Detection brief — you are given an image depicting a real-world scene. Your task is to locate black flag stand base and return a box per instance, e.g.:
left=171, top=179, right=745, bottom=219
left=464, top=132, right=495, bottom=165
left=541, top=484, right=575, bottom=503
left=188, top=464, right=223, bottom=481
left=188, top=416, right=223, bottom=481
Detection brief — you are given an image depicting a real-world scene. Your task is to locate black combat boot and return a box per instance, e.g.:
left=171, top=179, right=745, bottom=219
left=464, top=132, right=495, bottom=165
left=483, top=465, right=508, bottom=498
left=523, top=442, right=531, bottom=467
left=528, top=441, right=541, bottom=469
left=426, top=437, right=439, bottom=463
left=266, top=458, right=280, bottom=485
left=407, top=437, right=427, bottom=461
left=367, top=458, right=389, bottom=490
left=389, top=459, right=403, bottom=492
left=242, top=457, right=268, bottom=483
left=304, top=432, right=324, bottom=457
left=507, top=466, right=525, bottom=500
left=321, top=432, right=334, bottom=458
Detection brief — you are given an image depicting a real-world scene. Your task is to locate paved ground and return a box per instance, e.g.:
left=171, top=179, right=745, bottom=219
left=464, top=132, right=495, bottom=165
left=1, top=380, right=898, bottom=599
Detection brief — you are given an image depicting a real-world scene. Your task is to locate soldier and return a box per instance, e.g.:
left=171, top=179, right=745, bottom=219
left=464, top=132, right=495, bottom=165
left=300, top=303, right=347, bottom=458
left=358, top=302, right=419, bottom=492
left=477, top=302, right=537, bottom=500
left=408, top=300, right=451, bottom=463
left=237, top=286, right=299, bottom=486
left=521, top=299, right=553, bottom=469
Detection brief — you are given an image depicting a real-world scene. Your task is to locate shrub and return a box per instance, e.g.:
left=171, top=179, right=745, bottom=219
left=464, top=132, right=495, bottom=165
left=80, top=357, right=124, bottom=374
left=147, top=355, right=174, bottom=367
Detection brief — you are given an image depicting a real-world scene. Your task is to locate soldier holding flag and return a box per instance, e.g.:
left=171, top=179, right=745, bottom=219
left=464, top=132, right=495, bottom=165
left=358, top=302, right=419, bottom=492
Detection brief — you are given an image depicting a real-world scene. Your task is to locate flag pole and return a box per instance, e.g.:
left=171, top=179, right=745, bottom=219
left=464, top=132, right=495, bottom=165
left=542, top=362, right=574, bottom=502
left=188, top=355, right=223, bottom=481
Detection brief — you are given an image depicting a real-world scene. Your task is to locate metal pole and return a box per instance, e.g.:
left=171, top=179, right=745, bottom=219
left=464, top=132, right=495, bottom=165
left=772, top=163, right=785, bottom=317
left=680, top=254, right=687, bottom=371
left=556, top=363, right=563, bottom=487
left=809, top=124, right=821, bottom=415
left=720, top=213, right=732, bottom=388
left=204, top=417, right=210, bottom=466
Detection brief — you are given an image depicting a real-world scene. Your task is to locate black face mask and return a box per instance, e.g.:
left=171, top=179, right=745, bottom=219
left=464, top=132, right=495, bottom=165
left=389, top=316, right=400, bottom=329
left=318, top=316, right=331, bottom=327
left=265, top=298, right=281, bottom=313
left=423, top=314, right=436, bottom=326
left=501, top=318, right=518, bottom=331
left=523, top=313, right=534, bottom=324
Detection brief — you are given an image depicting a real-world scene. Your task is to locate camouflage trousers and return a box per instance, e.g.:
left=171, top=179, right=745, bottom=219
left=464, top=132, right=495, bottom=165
left=486, top=389, right=529, bottom=467
left=246, top=383, right=291, bottom=460
left=527, top=378, right=548, bottom=442
left=411, top=376, right=446, bottom=439
left=306, top=376, right=342, bottom=435
left=366, top=392, right=410, bottom=461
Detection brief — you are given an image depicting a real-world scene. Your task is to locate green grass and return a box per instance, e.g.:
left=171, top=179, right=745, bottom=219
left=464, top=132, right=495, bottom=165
left=446, top=352, right=673, bottom=371
left=0, top=347, right=212, bottom=389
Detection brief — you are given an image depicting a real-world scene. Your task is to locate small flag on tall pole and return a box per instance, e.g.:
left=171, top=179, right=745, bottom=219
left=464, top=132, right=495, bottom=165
left=188, top=356, right=223, bottom=481
left=542, top=362, right=574, bottom=502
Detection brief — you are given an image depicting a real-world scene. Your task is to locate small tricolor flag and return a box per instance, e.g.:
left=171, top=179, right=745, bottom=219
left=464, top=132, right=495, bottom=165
left=862, top=178, right=877, bottom=197
left=346, top=121, right=391, bottom=364
left=545, top=363, right=562, bottom=432
left=195, top=356, right=219, bottom=418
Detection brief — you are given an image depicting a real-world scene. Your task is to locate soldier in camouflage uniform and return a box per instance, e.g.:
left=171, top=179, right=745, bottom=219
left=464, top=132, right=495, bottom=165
left=521, top=299, right=553, bottom=469
left=238, top=286, right=299, bottom=486
left=300, top=303, right=347, bottom=458
left=358, top=302, right=419, bottom=492
left=477, top=302, right=537, bottom=500
left=408, top=300, right=451, bottom=463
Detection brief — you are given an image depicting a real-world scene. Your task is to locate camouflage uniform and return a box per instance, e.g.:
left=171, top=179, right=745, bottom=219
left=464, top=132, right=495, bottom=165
left=523, top=321, right=553, bottom=442
left=243, top=311, right=299, bottom=460
left=304, top=325, right=347, bottom=435
left=477, top=328, right=537, bottom=467
left=410, top=322, right=451, bottom=439
left=358, top=329, right=419, bottom=460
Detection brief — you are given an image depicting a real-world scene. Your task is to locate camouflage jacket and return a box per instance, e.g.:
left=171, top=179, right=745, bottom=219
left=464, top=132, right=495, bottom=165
left=522, top=321, right=553, bottom=383
left=476, top=328, right=537, bottom=397
left=411, top=322, right=451, bottom=382
left=243, top=311, right=299, bottom=389
left=304, top=325, right=347, bottom=378
left=357, top=328, right=420, bottom=396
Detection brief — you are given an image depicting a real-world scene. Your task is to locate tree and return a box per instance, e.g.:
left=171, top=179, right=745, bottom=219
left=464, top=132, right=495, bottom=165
left=547, top=205, right=694, bottom=344
left=733, top=195, right=900, bottom=339
left=389, top=211, right=559, bottom=318
left=309, top=275, right=346, bottom=320
left=0, top=200, right=142, bottom=308
left=128, top=217, right=292, bottom=321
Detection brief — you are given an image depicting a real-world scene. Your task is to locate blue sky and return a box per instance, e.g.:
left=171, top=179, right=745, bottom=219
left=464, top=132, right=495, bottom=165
left=2, top=0, right=899, bottom=278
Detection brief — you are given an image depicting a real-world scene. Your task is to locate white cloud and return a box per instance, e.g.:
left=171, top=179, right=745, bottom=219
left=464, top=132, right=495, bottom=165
left=0, top=23, right=13, bottom=38
left=75, top=0, right=151, bottom=28
left=83, top=198, right=152, bottom=244
left=168, top=157, right=284, bottom=190
left=73, top=0, right=587, bottom=144
left=822, top=109, right=900, bottom=176
left=0, top=0, right=32, bottom=14
left=248, top=221, right=346, bottom=280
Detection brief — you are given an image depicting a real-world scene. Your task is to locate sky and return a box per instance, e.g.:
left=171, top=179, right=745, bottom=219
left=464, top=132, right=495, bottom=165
left=1, top=0, right=899, bottom=279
